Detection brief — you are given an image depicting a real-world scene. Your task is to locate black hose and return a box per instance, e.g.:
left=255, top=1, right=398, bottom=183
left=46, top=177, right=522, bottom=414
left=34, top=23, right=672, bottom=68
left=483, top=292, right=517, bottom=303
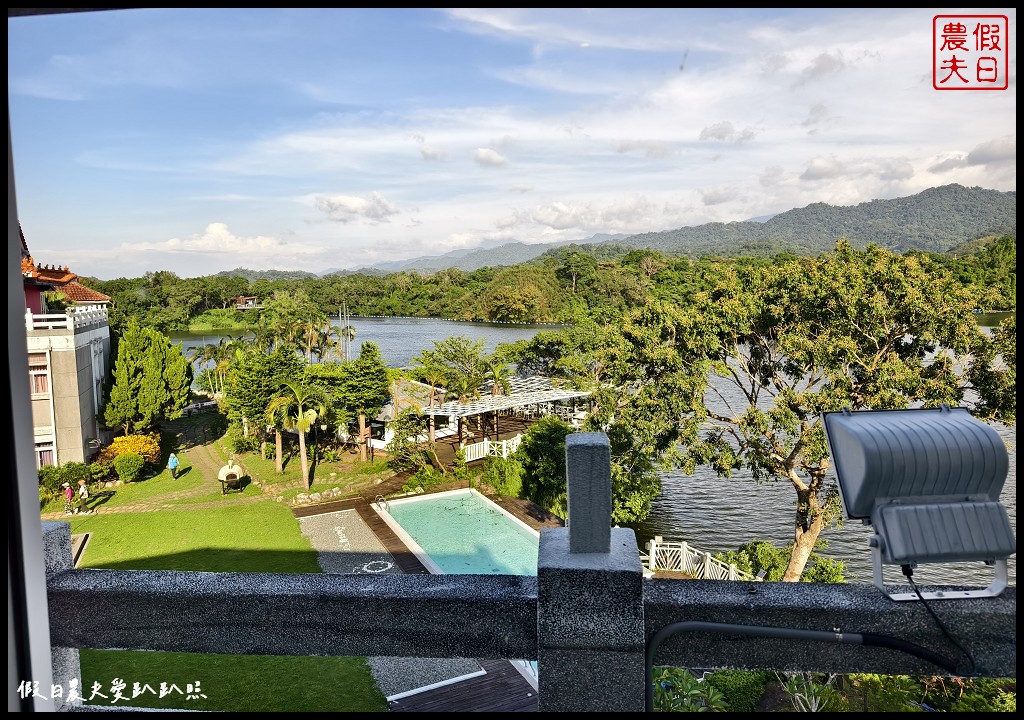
left=644, top=621, right=959, bottom=712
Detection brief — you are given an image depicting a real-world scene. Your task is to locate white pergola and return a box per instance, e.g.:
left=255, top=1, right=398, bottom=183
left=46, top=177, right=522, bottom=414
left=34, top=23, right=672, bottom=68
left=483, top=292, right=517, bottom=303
left=418, top=376, right=592, bottom=420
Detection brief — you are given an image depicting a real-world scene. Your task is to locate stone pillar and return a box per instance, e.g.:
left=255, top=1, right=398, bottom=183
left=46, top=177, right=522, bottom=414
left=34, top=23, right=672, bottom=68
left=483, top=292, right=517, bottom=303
left=41, top=521, right=83, bottom=711
left=537, top=432, right=645, bottom=712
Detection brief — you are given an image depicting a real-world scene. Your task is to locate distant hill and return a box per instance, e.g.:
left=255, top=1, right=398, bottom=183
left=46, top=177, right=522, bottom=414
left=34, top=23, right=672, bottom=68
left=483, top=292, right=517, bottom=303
left=325, top=185, right=1013, bottom=275
left=615, top=184, right=1015, bottom=258
left=216, top=268, right=318, bottom=282
left=330, top=234, right=631, bottom=276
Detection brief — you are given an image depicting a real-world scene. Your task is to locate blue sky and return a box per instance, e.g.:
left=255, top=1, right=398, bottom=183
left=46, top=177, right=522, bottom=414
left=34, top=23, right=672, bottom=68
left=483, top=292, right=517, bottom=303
left=8, top=8, right=1016, bottom=280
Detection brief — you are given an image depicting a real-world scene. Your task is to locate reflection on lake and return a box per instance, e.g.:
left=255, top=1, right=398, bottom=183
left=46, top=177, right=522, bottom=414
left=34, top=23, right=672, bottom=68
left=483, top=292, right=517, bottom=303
left=172, top=315, right=1016, bottom=587
left=171, top=316, right=558, bottom=369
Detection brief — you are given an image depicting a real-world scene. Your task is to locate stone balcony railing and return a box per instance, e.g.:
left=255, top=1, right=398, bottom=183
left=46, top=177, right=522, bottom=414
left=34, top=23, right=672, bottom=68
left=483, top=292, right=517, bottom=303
left=43, top=433, right=1016, bottom=712
left=25, top=305, right=108, bottom=333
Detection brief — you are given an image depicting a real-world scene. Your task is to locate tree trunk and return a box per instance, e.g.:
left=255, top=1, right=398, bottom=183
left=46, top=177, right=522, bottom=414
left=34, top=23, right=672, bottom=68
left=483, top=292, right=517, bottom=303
left=428, top=414, right=435, bottom=443
left=358, top=413, right=367, bottom=462
left=298, top=430, right=310, bottom=491
left=783, top=484, right=826, bottom=581
left=275, top=429, right=283, bottom=474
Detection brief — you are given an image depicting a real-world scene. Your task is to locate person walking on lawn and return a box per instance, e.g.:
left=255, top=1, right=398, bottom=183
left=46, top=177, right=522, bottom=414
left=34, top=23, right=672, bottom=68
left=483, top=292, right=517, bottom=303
left=75, top=478, right=92, bottom=515
left=63, top=482, right=74, bottom=515
left=167, top=452, right=180, bottom=479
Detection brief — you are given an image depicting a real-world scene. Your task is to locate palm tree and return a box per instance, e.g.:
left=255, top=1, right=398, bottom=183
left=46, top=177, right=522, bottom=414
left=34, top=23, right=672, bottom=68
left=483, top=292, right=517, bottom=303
left=421, top=367, right=447, bottom=409
left=265, top=380, right=326, bottom=491
left=298, top=318, right=321, bottom=364
left=318, top=321, right=341, bottom=363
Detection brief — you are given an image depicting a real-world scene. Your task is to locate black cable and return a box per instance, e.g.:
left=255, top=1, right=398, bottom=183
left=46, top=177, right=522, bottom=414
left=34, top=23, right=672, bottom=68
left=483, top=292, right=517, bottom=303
left=901, top=564, right=977, bottom=674
left=644, top=620, right=960, bottom=713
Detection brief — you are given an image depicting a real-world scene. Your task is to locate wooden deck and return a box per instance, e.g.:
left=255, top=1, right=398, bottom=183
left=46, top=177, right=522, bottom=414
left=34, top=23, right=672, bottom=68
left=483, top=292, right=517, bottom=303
left=388, top=659, right=537, bottom=712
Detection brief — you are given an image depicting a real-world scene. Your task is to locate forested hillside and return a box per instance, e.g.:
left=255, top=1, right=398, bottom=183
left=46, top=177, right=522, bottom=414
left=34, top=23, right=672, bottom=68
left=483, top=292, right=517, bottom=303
left=618, top=184, right=1015, bottom=258
left=81, top=235, right=1016, bottom=334
left=331, top=184, right=1015, bottom=273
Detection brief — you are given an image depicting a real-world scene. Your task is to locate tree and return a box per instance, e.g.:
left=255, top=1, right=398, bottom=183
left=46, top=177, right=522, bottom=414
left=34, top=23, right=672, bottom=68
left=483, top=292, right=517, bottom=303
left=715, top=539, right=845, bottom=584
left=225, top=344, right=304, bottom=463
left=265, top=380, right=326, bottom=491
left=515, top=415, right=573, bottom=519
left=102, top=318, right=192, bottom=434
left=343, top=342, right=392, bottom=462
left=413, top=335, right=487, bottom=443
left=500, top=308, right=697, bottom=524
left=676, top=241, right=1016, bottom=580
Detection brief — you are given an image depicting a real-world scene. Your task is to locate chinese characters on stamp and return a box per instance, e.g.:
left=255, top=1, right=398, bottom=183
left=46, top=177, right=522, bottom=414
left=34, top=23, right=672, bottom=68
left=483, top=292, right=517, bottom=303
left=934, top=15, right=1009, bottom=90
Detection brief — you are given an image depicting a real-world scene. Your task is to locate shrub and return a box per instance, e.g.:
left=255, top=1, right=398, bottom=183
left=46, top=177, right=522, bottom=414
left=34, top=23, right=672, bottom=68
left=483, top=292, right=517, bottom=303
left=90, top=461, right=112, bottom=484
left=844, top=674, right=920, bottom=712
left=652, top=667, right=729, bottom=712
left=228, top=422, right=259, bottom=454
left=715, top=539, right=845, bottom=583
left=38, top=462, right=92, bottom=495
left=113, top=453, right=146, bottom=483
left=779, top=672, right=848, bottom=712
left=38, top=465, right=63, bottom=495
left=39, top=484, right=57, bottom=508
left=97, top=433, right=161, bottom=465
left=705, top=670, right=773, bottom=713
left=402, top=466, right=445, bottom=493
left=480, top=455, right=524, bottom=496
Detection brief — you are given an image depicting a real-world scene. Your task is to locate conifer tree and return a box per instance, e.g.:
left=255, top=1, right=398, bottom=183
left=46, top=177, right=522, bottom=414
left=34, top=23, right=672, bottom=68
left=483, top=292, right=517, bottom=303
left=102, top=318, right=192, bottom=434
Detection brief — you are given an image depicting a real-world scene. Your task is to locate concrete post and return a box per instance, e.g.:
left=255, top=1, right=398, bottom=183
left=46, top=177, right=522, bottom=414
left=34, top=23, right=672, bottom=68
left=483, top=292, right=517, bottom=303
left=537, top=432, right=645, bottom=712
left=41, top=521, right=83, bottom=711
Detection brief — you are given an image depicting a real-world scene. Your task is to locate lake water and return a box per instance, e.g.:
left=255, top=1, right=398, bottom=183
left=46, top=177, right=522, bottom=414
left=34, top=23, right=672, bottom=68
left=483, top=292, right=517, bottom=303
left=171, top=316, right=1016, bottom=587
left=172, top=316, right=558, bottom=369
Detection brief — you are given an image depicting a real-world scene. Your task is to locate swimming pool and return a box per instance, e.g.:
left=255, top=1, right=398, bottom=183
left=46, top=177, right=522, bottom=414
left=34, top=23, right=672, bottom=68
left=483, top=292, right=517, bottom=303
left=373, top=488, right=539, bottom=576
left=373, top=488, right=541, bottom=687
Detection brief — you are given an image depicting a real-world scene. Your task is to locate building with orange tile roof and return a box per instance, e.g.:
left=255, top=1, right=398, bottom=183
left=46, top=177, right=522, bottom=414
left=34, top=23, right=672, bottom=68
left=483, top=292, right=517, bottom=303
left=21, top=225, right=113, bottom=468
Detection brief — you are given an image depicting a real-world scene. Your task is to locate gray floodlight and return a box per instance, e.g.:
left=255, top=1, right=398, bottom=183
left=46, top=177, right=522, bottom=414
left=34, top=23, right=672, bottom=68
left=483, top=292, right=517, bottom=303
left=822, top=405, right=1014, bottom=601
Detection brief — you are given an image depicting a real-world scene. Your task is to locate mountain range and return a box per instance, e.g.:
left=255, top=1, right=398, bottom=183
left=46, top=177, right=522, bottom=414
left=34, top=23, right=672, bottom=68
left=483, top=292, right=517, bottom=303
left=218, top=184, right=1014, bottom=281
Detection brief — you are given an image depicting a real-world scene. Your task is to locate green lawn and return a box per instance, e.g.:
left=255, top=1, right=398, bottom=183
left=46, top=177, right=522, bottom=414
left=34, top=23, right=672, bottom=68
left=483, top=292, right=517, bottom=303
left=64, top=458, right=389, bottom=711
left=70, top=503, right=322, bottom=573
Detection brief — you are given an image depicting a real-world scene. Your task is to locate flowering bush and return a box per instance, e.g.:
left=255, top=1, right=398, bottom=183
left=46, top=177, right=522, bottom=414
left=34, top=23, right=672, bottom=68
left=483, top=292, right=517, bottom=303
left=96, top=433, right=161, bottom=465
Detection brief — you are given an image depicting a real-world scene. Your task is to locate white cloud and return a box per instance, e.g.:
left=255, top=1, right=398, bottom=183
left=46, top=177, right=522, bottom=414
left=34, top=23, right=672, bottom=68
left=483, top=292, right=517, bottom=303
left=314, top=193, right=401, bottom=223
left=474, top=148, right=509, bottom=166
left=800, top=156, right=847, bottom=181
left=701, top=187, right=737, bottom=206
left=966, top=135, right=1016, bottom=166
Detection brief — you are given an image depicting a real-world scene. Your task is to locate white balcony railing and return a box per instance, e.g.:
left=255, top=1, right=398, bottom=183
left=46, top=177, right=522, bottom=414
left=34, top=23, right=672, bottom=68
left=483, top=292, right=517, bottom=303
left=25, top=305, right=108, bottom=332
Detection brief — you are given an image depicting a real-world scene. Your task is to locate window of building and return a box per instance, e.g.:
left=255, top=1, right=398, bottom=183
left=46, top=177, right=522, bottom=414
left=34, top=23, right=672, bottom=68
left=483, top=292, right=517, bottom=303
left=35, top=442, right=56, bottom=469
left=29, top=352, right=50, bottom=396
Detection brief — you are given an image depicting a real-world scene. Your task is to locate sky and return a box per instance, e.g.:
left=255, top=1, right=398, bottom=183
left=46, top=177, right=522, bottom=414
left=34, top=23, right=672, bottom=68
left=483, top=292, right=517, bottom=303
left=7, top=8, right=1017, bottom=280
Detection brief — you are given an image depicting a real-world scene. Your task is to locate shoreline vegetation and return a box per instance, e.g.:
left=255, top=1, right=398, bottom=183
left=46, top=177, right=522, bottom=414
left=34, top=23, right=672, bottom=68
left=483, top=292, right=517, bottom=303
left=77, top=236, right=1015, bottom=338
left=186, top=308, right=1014, bottom=335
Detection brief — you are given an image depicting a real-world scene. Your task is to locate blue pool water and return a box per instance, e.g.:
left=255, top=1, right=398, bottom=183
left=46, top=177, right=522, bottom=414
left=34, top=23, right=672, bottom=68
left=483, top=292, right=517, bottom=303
left=376, top=489, right=539, bottom=576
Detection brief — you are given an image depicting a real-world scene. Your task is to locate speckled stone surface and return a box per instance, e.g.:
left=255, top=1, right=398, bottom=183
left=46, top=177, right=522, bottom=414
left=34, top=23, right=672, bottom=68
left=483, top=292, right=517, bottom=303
left=298, top=509, right=403, bottom=576
left=297, top=509, right=483, bottom=699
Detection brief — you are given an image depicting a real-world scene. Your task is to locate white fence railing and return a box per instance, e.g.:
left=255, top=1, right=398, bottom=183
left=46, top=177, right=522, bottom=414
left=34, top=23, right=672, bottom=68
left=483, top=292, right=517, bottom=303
left=645, top=536, right=757, bottom=581
left=25, top=305, right=108, bottom=332
left=461, top=434, right=523, bottom=463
